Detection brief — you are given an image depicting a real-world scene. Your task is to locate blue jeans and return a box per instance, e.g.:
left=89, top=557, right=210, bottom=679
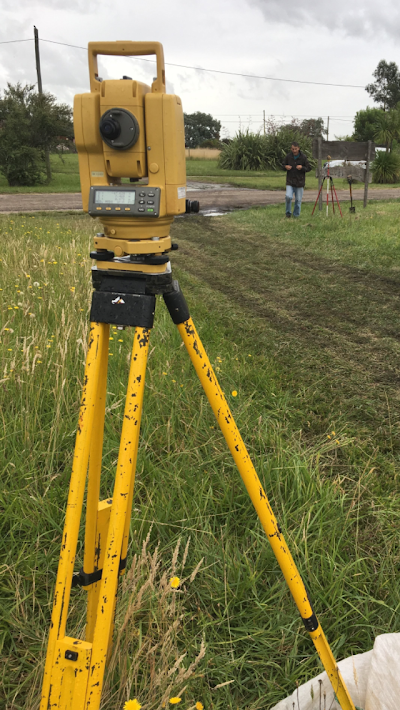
left=285, top=185, right=304, bottom=217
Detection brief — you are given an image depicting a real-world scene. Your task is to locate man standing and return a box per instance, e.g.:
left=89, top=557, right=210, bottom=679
left=282, top=142, right=311, bottom=218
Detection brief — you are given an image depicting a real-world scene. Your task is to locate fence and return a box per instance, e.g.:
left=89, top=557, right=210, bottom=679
left=185, top=148, right=221, bottom=160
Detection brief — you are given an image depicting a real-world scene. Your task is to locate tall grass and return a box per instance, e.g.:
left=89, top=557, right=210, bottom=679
left=372, top=150, right=400, bottom=183
left=1, top=206, right=399, bottom=709
left=218, top=128, right=315, bottom=171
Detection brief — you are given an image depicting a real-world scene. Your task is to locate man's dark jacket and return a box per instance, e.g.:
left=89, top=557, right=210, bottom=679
left=282, top=151, right=311, bottom=188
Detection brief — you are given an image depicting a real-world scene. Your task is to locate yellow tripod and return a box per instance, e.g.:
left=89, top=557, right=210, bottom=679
left=40, top=270, right=356, bottom=710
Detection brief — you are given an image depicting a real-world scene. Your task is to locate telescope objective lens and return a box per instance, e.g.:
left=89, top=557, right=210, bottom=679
left=100, top=117, right=121, bottom=141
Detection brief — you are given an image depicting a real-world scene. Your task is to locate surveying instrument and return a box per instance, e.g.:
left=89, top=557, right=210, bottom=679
left=39, top=42, right=356, bottom=710
left=312, top=158, right=343, bottom=217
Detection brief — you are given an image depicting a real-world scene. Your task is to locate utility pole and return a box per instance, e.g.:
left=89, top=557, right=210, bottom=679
left=263, top=110, right=266, bottom=135
left=327, top=116, right=330, bottom=141
left=34, top=26, right=51, bottom=183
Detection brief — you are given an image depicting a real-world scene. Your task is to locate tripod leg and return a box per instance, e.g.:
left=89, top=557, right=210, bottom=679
left=326, top=176, right=330, bottom=216
left=164, top=285, right=356, bottom=710
left=84, top=326, right=151, bottom=710
left=330, top=181, right=335, bottom=214
left=40, top=322, right=108, bottom=710
left=332, top=182, right=343, bottom=217
left=84, top=323, right=109, bottom=642
left=311, top=179, right=324, bottom=215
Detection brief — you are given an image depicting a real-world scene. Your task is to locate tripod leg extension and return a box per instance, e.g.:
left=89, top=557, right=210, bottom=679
left=84, top=323, right=110, bottom=642
left=164, top=285, right=355, bottom=710
left=40, top=322, right=108, bottom=710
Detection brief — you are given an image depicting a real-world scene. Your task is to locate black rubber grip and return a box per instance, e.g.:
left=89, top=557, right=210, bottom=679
left=163, top=281, right=190, bottom=324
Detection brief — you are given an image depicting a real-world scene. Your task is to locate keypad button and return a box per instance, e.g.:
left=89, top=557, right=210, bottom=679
left=96, top=207, right=102, bottom=210
left=147, top=200, right=154, bottom=205
left=148, top=192, right=155, bottom=197
left=139, top=192, right=145, bottom=197
left=138, top=208, right=145, bottom=212
left=115, top=207, right=121, bottom=211
left=139, top=200, right=145, bottom=204
left=106, top=207, right=111, bottom=210
left=124, top=207, right=131, bottom=211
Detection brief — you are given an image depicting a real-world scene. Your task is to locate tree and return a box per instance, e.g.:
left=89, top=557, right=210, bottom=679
left=373, top=106, right=400, bottom=152
left=299, top=117, right=327, bottom=138
left=366, top=60, right=400, bottom=110
left=0, top=83, right=73, bottom=186
left=184, top=112, right=221, bottom=148
left=353, top=107, right=384, bottom=142
left=279, top=117, right=326, bottom=137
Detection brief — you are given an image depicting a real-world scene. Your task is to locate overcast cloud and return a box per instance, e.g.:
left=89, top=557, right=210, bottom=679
left=0, top=0, right=398, bottom=139
left=249, top=0, right=400, bottom=39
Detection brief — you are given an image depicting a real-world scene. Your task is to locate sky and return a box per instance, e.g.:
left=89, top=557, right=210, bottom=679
left=0, top=0, right=399, bottom=140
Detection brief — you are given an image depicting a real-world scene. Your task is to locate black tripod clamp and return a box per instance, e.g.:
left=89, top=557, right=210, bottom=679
left=90, top=268, right=190, bottom=329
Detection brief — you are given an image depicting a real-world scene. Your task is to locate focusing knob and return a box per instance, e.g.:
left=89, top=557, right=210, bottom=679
left=185, top=199, right=200, bottom=214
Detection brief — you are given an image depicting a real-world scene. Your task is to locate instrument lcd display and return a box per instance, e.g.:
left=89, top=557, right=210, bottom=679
left=95, top=190, right=136, bottom=205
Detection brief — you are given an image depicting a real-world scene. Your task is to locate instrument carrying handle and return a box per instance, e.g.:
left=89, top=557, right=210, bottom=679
left=88, top=41, right=165, bottom=94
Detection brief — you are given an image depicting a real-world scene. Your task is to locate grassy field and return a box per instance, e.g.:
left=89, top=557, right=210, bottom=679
left=1, top=154, right=399, bottom=194
left=1, top=203, right=400, bottom=710
left=186, top=159, right=400, bottom=191
left=0, top=154, right=82, bottom=194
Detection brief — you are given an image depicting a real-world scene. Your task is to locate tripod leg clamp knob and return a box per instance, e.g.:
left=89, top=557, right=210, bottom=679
left=163, top=281, right=190, bottom=324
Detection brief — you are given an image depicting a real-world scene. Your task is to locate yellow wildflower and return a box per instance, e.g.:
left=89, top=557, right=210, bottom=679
left=123, top=700, right=141, bottom=710
left=169, top=699, right=181, bottom=705
left=170, top=576, right=180, bottom=589
left=196, top=703, right=204, bottom=710
left=231, top=390, right=238, bottom=397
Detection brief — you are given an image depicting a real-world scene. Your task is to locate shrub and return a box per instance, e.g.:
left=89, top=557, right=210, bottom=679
left=372, top=150, right=400, bottom=183
left=0, top=144, right=45, bottom=186
left=198, top=138, right=224, bottom=149
left=218, top=130, right=266, bottom=170
left=218, top=127, right=316, bottom=171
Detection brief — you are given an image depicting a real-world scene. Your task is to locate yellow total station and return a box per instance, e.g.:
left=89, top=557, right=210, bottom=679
left=74, top=41, right=188, bottom=272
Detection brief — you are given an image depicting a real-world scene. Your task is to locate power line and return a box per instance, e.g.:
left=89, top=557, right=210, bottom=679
left=1, top=36, right=367, bottom=90
left=214, top=113, right=355, bottom=117
left=0, top=38, right=33, bottom=44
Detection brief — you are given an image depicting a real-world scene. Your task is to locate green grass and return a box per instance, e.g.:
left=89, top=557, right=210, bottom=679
left=186, top=159, right=400, bottom=191
left=1, top=203, right=400, bottom=710
left=0, top=154, right=82, bottom=193
left=1, top=155, right=400, bottom=194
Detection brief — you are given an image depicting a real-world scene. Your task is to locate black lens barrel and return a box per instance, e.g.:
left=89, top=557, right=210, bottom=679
left=99, top=117, right=121, bottom=141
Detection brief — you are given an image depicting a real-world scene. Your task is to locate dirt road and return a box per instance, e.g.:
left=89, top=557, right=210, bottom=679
left=0, top=183, right=399, bottom=214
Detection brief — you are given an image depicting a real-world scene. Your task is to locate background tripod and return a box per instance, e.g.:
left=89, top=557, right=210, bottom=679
left=39, top=265, right=356, bottom=710
left=312, top=162, right=343, bottom=217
